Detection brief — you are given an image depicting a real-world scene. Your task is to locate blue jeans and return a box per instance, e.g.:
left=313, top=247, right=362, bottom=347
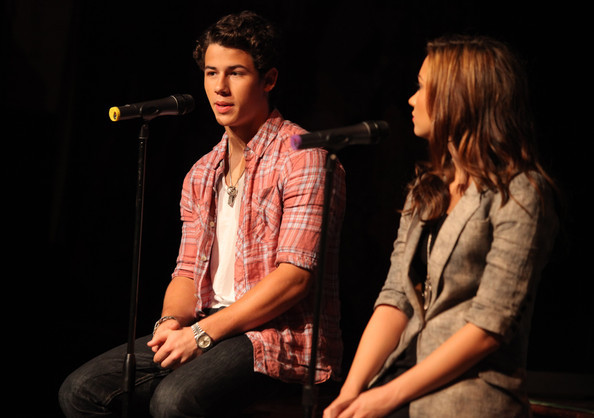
left=59, top=333, right=292, bottom=417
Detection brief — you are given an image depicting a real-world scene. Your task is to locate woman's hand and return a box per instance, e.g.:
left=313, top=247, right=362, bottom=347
left=324, top=385, right=401, bottom=418
left=323, top=392, right=357, bottom=418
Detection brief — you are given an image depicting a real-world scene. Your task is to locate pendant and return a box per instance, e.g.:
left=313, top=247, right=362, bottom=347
left=227, top=186, right=238, bottom=207
left=423, top=232, right=433, bottom=311
left=422, top=278, right=432, bottom=311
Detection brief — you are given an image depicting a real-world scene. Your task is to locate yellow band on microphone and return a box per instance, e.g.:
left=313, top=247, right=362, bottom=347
left=109, top=107, right=121, bottom=121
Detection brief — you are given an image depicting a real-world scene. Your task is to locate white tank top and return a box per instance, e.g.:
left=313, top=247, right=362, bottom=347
left=210, top=173, right=245, bottom=308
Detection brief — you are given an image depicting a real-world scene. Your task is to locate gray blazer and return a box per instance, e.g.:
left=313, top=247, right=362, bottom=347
left=374, top=172, right=558, bottom=417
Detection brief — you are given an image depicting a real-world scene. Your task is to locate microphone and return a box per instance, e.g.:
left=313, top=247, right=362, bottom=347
left=109, top=94, right=195, bottom=122
left=291, top=120, right=390, bottom=150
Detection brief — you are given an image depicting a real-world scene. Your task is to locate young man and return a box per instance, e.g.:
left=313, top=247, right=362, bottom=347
left=59, top=11, right=346, bottom=417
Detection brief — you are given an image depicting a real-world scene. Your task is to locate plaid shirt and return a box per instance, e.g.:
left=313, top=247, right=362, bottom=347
left=172, top=110, right=346, bottom=383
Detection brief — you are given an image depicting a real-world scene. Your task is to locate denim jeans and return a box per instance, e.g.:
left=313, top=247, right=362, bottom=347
left=59, top=333, right=290, bottom=417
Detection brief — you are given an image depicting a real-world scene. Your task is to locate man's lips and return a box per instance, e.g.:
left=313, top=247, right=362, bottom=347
left=214, top=102, right=233, bottom=113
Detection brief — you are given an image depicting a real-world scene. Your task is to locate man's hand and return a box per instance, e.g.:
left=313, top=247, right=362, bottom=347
left=147, top=324, right=199, bottom=369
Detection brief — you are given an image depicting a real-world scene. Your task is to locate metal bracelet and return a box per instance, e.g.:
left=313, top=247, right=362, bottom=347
left=153, top=316, right=177, bottom=335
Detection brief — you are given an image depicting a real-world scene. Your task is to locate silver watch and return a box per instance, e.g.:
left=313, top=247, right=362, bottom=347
left=191, top=322, right=214, bottom=352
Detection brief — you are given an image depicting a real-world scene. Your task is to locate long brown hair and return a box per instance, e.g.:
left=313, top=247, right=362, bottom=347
left=408, top=35, right=552, bottom=221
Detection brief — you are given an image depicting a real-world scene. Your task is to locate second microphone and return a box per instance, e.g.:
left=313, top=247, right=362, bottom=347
left=291, top=120, right=390, bottom=150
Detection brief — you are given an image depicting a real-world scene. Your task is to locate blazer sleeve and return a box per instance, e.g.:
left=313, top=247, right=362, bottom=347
left=374, top=193, right=416, bottom=318
left=464, top=173, right=558, bottom=343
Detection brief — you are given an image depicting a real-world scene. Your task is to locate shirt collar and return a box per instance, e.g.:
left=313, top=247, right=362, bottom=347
left=210, top=108, right=284, bottom=168
left=244, top=108, right=284, bottom=159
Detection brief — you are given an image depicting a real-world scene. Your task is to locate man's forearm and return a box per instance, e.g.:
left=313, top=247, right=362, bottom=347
left=198, top=262, right=312, bottom=341
left=160, top=276, right=198, bottom=326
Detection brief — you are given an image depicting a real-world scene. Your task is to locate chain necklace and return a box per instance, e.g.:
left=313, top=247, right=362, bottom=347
left=422, top=232, right=433, bottom=312
left=225, top=142, right=245, bottom=207
left=226, top=173, right=244, bottom=207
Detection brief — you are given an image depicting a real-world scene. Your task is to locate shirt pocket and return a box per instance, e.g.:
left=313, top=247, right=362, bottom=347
left=252, top=185, right=282, bottom=243
left=181, top=197, right=212, bottom=235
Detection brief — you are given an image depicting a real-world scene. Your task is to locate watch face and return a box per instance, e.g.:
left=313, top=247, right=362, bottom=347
left=198, top=334, right=212, bottom=349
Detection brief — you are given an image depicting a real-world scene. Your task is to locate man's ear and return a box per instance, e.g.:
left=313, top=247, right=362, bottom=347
left=263, top=68, right=278, bottom=93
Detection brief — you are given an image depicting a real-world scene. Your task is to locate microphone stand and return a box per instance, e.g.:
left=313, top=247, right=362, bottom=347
left=122, top=121, right=149, bottom=418
left=302, top=151, right=337, bottom=418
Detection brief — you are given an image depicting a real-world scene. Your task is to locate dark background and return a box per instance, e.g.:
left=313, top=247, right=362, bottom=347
left=3, top=1, right=591, bottom=416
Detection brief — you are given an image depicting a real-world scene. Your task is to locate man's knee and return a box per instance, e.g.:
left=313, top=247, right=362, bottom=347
left=58, top=369, right=105, bottom=417
left=58, top=373, right=77, bottom=414
left=150, top=380, right=206, bottom=418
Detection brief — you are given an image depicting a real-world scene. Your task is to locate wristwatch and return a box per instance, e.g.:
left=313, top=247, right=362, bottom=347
left=191, top=322, right=214, bottom=352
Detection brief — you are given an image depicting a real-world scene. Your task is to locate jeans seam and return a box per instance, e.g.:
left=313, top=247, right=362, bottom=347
left=104, top=369, right=170, bottom=406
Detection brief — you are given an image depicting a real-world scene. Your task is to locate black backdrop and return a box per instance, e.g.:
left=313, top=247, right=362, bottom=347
left=3, top=1, right=591, bottom=416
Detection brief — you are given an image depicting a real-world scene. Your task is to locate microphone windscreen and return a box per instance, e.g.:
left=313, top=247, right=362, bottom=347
left=109, top=107, right=121, bottom=122
left=290, top=135, right=302, bottom=150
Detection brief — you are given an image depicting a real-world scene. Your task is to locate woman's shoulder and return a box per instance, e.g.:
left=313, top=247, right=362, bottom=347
left=510, top=170, right=549, bottom=189
left=489, top=170, right=557, bottom=221
left=479, top=170, right=551, bottom=199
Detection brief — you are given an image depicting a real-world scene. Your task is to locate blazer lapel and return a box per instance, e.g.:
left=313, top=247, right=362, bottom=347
left=427, top=183, right=483, bottom=306
left=402, top=216, right=425, bottom=313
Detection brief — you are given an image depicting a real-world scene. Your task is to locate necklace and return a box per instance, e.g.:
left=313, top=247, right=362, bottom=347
left=226, top=173, right=243, bottom=207
left=225, top=143, right=245, bottom=207
left=422, top=232, right=433, bottom=312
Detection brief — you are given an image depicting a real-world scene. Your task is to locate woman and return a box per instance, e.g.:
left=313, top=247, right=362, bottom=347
left=324, top=35, right=559, bottom=417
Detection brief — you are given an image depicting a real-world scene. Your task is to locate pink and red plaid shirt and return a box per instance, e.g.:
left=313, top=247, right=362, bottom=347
left=172, top=110, right=346, bottom=383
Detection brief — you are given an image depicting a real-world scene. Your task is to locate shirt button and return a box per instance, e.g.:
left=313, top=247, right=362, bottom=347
left=209, top=221, right=215, bottom=227
left=201, top=255, right=208, bottom=262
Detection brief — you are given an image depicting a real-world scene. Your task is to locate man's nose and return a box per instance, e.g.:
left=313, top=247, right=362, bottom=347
left=215, top=76, right=229, bottom=95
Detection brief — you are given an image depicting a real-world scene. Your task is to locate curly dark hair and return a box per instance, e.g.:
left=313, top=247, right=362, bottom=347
left=193, top=11, right=281, bottom=77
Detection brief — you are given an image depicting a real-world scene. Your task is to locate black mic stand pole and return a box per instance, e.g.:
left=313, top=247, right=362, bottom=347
left=302, top=151, right=337, bottom=418
left=122, top=120, right=149, bottom=418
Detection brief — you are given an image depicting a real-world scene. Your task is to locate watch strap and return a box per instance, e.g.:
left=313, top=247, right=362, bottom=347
left=191, top=322, right=214, bottom=351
